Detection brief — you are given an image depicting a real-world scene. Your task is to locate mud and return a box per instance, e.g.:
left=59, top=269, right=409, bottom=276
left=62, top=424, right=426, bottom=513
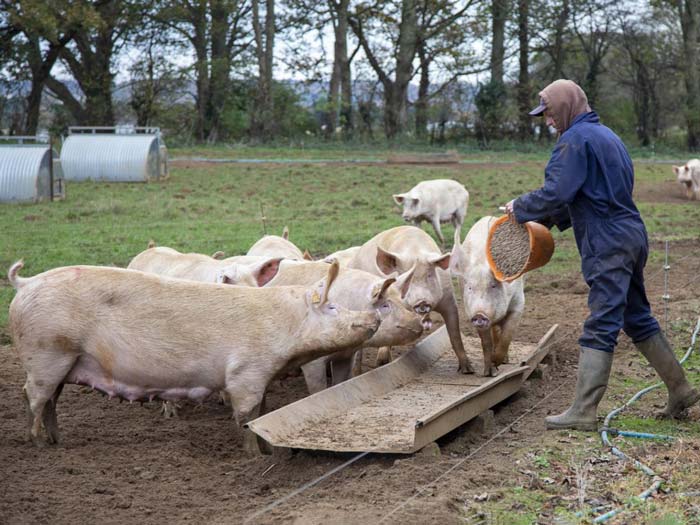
left=0, top=238, right=698, bottom=524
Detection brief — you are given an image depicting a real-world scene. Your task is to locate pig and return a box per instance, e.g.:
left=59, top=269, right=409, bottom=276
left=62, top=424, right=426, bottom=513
left=247, top=226, right=310, bottom=260
left=450, top=217, right=525, bottom=377
left=265, top=260, right=425, bottom=393
left=8, top=260, right=380, bottom=453
left=393, top=179, right=469, bottom=247
left=127, top=246, right=282, bottom=287
left=324, top=246, right=361, bottom=267
left=347, top=225, right=473, bottom=373
left=673, top=159, right=700, bottom=200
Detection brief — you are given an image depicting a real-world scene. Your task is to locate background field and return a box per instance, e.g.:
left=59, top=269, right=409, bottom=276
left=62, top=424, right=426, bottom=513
left=1, top=149, right=699, bottom=523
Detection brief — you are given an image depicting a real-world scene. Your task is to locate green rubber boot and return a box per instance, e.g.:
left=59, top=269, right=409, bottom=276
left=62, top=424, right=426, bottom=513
left=635, top=331, right=700, bottom=418
left=545, top=347, right=613, bottom=431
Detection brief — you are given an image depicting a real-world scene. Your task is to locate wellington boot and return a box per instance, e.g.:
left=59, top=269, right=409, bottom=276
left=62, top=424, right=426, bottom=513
left=635, top=331, right=700, bottom=418
left=545, top=347, right=613, bottom=431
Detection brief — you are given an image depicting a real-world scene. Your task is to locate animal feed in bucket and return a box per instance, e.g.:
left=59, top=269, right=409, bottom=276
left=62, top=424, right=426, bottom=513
left=489, top=221, right=530, bottom=278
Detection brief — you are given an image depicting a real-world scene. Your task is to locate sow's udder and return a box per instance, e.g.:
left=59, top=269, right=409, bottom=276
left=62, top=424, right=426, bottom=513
left=490, top=221, right=530, bottom=277
left=65, top=354, right=213, bottom=402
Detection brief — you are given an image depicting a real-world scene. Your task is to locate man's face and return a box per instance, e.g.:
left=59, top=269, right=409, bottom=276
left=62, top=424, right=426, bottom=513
left=543, top=109, right=557, bottom=130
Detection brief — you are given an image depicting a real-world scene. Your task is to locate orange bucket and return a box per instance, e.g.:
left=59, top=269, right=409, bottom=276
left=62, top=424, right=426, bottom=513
left=486, top=215, right=555, bottom=282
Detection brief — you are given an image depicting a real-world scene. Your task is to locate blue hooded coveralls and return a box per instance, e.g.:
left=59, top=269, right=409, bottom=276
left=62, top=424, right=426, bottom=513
left=513, top=111, right=660, bottom=353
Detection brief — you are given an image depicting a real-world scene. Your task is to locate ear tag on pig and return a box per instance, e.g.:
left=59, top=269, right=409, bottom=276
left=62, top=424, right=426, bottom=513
left=311, top=290, right=321, bottom=304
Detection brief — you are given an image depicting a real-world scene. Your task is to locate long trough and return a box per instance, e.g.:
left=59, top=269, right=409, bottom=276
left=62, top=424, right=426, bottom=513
left=248, top=324, right=558, bottom=454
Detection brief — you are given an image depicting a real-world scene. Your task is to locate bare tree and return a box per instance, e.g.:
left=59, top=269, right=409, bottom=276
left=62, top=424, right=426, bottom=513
left=517, top=0, right=532, bottom=139
left=250, top=0, right=275, bottom=141
left=349, top=0, right=419, bottom=139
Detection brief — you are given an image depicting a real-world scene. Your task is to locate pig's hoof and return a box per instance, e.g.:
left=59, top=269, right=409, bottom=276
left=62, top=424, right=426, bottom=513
left=481, top=366, right=498, bottom=377
left=161, top=402, right=180, bottom=418
left=457, top=362, right=474, bottom=374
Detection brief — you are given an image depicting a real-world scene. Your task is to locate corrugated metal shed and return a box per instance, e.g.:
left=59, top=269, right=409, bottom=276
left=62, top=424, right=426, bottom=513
left=0, top=141, right=59, bottom=203
left=61, top=127, right=167, bottom=182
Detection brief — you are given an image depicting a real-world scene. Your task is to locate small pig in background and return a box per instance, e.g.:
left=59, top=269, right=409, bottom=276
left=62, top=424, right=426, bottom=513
left=673, top=159, right=700, bottom=200
left=247, top=226, right=312, bottom=260
left=393, top=179, right=469, bottom=247
left=450, top=217, right=525, bottom=377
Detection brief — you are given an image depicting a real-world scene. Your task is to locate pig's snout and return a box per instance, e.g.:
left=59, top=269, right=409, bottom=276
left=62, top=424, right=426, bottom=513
left=421, top=314, right=433, bottom=332
left=471, top=313, right=490, bottom=329
left=414, top=302, right=432, bottom=315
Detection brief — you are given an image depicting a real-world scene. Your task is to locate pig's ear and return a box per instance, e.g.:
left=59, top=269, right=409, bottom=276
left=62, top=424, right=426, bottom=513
left=282, top=226, right=290, bottom=240
left=250, top=257, right=283, bottom=287
left=394, top=265, right=415, bottom=299
left=319, top=259, right=340, bottom=305
left=303, top=249, right=313, bottom=261
left=429, top=252, right=451, bottom=270
left=376, top=246, right=401, bottom=275
left=393, top=194, right=405, bottom=206
left=673, top=166, right=679, bottom=175
left=217, top=265, right=240, bottom=285
left=211, top=250, right=225, bottom=260
left=147, top=239, right=156, bottom=249
left=449, top=240, right=467, bottom=275
left=685, top=165, right=690, bottom=171
left=371, top=277, right=396, bottom=302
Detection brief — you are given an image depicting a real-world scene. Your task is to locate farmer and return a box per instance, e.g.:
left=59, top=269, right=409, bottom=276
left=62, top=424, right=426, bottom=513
left=504, top=79, right=699, bottom=431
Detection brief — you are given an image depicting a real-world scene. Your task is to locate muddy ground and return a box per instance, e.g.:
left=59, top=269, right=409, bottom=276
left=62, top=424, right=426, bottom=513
left=1, top=236, right=699, bottom=522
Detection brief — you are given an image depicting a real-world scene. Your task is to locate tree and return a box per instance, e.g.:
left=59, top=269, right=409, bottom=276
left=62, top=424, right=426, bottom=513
left=250, top=0, right=275, bottom=141
left=516, top=0, right=532, bottom=139
left=349, top=0, right=419, bottom=139
left=570, top=0, right=615, bottom=108
left=675, top=0, right=700, bottom=150
left=0, top=1, right=85, bottom=133
left=413, top=0, right=482, bottom=138
left=43, top=1, right=142, bottom=126
left=156, top=0, right=251, bottom=142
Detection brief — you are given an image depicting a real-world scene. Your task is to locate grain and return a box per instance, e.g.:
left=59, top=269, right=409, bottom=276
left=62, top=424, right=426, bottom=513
left=490, top=221, right=530, bottom=277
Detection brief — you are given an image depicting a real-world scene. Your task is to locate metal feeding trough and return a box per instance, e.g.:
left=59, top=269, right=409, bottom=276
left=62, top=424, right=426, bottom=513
left=248, top=324, right=558, bottom=454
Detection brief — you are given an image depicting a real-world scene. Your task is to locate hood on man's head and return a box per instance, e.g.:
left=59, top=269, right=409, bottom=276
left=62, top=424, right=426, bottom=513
left=530, top=79, right=591, bottom=133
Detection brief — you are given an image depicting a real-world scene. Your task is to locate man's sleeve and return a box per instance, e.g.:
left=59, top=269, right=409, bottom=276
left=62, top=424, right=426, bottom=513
left=536, top=205, right=572, bottom=231
left=512, top=137, right=588, bottom=225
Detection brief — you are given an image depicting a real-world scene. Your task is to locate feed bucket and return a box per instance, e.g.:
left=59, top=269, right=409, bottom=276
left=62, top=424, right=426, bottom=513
left=486, top=215, right=554, bottom=282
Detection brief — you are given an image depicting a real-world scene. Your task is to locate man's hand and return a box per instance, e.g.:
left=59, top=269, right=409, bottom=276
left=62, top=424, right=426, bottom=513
left=504, top=200, right=516, bottom=222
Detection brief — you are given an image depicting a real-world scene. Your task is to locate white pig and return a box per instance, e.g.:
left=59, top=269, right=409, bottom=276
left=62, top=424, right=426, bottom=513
left=127, top=247, right=282, bottom=287
left=393, top=179, right=469, bottom=246
left=347, top=225, right=473, bottom=374
left=450, top=217, right=525, bottom=377
left=8, top=260, right=379, bottom=453
left=673, top=159, right=700, bottom=200
left=324, top=246, right=361, bottom=267
left=266, top=260, right=425, bottom=393
left=247, top=226, right=310, bottom=260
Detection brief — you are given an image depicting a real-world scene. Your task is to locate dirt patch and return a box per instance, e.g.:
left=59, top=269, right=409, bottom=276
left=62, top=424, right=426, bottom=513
left=634, top=178, right=695, bottom=204
left=1, top=240, right=698, bottom=524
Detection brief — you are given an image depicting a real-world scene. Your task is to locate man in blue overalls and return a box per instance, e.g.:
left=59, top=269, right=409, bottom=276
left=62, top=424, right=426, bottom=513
left=505, top=79, right=699, bottom=431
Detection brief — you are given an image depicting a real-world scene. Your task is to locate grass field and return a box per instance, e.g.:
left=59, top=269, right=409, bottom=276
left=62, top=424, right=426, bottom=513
left=1, top=148, right=699, bottom=522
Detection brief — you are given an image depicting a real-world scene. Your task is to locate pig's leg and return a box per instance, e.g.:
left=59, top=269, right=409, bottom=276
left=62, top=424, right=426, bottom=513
left=494, top=310, right=522, bottom=366
left=331, top=355, right=355, bottom=385
left=375, top=346, right=392, bottom=367
left=352, top=348, right=364, bottom=376
left=436, top=293, right=474, bottom=374
left=431, top=216, right=445, bottom=247
left=477, top=328, right=498, bottom=377
left=42, top=384, right=64, bottom=444
left=23, top=353, right=76, bottom=445
left=302, top=358, right=329, bottom=394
